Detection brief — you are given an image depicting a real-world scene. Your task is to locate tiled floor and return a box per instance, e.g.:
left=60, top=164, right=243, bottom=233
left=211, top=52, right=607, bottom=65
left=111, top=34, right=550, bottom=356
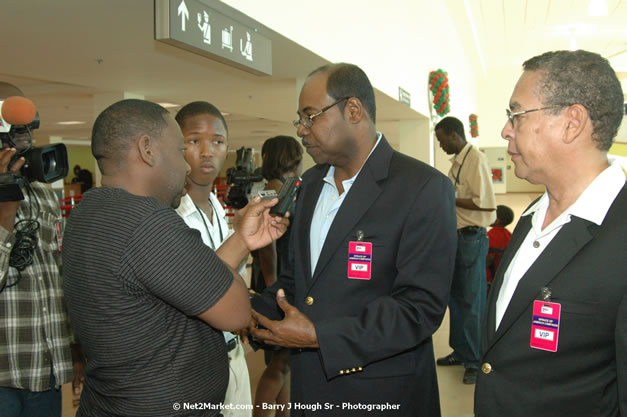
left=62, top=192, right=542, bottom=417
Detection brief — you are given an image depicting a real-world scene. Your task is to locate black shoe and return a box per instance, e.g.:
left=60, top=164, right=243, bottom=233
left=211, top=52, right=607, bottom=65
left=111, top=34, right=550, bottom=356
left=436, top=353, right=463, bottom=366
left=463, top=368, right=478, bottom=384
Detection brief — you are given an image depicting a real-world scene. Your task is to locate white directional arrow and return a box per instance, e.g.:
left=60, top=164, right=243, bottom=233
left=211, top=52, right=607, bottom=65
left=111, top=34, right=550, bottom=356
left=178, top=0, right=189, bottom=31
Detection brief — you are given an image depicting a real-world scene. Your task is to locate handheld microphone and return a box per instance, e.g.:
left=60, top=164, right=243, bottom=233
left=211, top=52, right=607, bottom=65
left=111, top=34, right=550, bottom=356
left=0, top=96, right=37, bottom=131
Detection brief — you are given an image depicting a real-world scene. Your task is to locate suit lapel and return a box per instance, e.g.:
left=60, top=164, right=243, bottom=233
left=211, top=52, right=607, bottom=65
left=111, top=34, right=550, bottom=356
left=298, top=166, right=327, bottom=281
left=485, top=215, right=531, bottom=343
left=488, top=216, right=594, bottom=350
left=310, top=137, right=393, bottom=284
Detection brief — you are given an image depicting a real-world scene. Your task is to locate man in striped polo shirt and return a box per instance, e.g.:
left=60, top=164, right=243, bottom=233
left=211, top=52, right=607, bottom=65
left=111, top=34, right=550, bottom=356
left=62, top=99, right=287, bottom=416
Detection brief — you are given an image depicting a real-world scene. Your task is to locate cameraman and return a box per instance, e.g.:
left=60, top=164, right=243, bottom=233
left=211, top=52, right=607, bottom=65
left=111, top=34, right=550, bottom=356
left=0, top=83, right=84, bottom=417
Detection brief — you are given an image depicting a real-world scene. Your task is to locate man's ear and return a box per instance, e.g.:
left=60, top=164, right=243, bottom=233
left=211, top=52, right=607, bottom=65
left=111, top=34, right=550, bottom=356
left=563, top=104, right=588, bottom=145
left=345, top=97, right=364, bottom=124
left=137, top=134, right=157, bottom=167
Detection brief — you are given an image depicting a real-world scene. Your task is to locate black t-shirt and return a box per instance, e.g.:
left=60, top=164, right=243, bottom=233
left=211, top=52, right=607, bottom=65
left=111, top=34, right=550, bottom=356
left=63, top=188, right=233, bottom=416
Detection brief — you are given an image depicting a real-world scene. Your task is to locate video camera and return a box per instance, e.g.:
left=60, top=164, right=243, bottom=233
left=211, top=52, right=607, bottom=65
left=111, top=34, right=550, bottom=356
left=225, top=147, right=263, bottom=209
left=0, top=97, right=69, bottom=202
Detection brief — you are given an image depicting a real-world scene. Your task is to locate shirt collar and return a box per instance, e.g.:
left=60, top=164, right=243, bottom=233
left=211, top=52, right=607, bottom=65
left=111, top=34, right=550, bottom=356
left=569, top=158, right=625, bottom=225
left=449, top=142, right=472, bottom=164
left=522, top=158, right=625, bottom=226
left=175, top=193, right=197, bottom=218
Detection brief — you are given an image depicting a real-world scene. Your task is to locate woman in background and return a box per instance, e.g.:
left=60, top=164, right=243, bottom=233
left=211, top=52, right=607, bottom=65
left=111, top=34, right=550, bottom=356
left=252, top=135, right=302, bottom=417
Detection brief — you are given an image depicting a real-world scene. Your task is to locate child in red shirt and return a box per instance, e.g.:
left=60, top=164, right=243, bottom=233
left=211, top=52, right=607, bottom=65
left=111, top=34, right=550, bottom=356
left=486, top=205, right=514, bottom=292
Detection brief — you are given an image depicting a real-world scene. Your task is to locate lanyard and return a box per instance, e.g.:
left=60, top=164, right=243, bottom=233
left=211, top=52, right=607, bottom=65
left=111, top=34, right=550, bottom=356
left=193, top=198, right=224, bottom=250
left=453, top=145, right=473, bottom=186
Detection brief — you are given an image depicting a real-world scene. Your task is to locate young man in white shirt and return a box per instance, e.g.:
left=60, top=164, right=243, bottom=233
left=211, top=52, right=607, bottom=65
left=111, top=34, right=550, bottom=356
left=175, top=101, right=254, bottom=416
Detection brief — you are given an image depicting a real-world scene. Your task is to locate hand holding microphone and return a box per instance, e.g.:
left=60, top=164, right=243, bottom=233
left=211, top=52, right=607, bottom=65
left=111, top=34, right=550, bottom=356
left=234, top=196, right=290, bottom=252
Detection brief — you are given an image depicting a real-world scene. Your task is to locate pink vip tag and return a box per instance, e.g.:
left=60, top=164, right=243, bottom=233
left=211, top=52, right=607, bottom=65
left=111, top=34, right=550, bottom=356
left=347, top=241, right=372, bottom=280
left=530, top=300, right=561, bottom=352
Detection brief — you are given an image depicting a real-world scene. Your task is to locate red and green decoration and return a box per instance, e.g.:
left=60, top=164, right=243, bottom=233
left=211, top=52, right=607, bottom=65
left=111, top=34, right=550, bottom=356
left=469, top=113, right=479, bottom=137
left=429, top=69, right=450, bottom=117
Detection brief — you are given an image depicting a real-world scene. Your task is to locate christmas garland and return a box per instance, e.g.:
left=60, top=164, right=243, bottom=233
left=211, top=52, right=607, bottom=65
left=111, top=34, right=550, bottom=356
left=469, top=113, right=479, bottom=137
left=428, top=69, right=450, bottom=117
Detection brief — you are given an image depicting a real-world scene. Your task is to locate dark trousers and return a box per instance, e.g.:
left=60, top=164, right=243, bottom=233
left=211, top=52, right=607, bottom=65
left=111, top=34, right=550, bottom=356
left=0, top=368, right=61, bottom=417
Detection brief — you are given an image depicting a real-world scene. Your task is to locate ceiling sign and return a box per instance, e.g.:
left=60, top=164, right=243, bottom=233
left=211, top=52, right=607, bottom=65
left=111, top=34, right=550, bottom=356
left=155, top=0, right=272, bottom=75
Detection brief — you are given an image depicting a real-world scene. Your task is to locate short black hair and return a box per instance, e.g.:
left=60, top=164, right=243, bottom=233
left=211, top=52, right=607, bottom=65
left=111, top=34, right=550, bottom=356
left=309, top=63, right=377, bottom=124
left=496, top=205, right=514, bottom=227
left=523, top=50, right=623, bottom=151
left=435, top=116, right=466, bottom=140
left=91, top=99, right=169, bottom=174
left=174, top=101, right=228, bottom=134
left=261, top=136, right=302, bottom=181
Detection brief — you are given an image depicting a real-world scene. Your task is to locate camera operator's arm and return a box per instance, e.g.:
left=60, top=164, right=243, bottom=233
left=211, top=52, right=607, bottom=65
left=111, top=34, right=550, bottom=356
left=0, top=148, right=25, bottom=285
left=215, top=196, right=288, bottom=270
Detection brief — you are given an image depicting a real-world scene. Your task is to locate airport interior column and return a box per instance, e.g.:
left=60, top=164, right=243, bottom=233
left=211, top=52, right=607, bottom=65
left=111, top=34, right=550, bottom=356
left=92, top=92, right=144, bottom=186
left=399, top=119, right=432, bottom=166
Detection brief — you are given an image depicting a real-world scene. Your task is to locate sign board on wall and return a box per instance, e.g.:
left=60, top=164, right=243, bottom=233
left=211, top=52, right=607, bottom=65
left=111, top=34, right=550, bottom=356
left=155, top=0, right=272, bottom=75
left=398, top=87, right=411, bottom=106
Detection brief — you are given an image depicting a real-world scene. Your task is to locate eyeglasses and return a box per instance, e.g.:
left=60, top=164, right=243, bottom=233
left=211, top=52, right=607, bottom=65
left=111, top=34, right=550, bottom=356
left=293, top=97, right=350, bottom=129
left=505, top=106, right=564, bottom=127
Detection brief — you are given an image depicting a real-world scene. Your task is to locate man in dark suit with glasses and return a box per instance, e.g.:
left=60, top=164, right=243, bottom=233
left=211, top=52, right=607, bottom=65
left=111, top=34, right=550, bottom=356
left=249, top=63, right=457, bottom=416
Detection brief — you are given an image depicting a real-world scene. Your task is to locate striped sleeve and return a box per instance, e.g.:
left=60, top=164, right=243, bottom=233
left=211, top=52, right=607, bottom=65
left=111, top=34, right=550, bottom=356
left=124, top=208, right=233, bottom=316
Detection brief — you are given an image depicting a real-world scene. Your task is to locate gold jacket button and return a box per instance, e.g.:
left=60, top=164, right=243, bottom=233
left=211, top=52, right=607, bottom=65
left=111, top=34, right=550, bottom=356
left=481, top=363, right=493, bottom=374
left=305, top=296, right=314, bottom=305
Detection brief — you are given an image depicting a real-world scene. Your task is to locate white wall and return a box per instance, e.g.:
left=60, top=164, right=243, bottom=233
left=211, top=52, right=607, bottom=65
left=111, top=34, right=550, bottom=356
left=476, top=68, right=522, bottom=148
left=222, top=0, right=479, bottom=128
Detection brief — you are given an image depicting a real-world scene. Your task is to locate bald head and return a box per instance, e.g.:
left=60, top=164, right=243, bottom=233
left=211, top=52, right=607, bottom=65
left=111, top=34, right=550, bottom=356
left=308, top=63, right=377, bottom=124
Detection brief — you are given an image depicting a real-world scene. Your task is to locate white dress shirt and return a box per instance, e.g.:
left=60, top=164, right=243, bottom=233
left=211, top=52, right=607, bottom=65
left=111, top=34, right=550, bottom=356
left=176, top=192, right=241, bottom=344
left=495, top=158, right=626, bottom=329
left=176, top=192, right=252, bottom=415
left=309, top=133, right=382, bottom=275
left=176, top=192, right=231, bottom=252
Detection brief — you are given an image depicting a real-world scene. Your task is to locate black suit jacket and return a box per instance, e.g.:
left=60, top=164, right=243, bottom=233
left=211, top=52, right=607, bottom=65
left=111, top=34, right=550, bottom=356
left=254, top=137, right=457, bottom=416
left=475, top=184, right=627, bottom=417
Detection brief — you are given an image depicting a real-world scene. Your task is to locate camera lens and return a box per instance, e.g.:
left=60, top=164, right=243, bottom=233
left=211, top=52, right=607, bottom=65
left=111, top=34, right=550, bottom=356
left=42, top=151, right=57, bottom=174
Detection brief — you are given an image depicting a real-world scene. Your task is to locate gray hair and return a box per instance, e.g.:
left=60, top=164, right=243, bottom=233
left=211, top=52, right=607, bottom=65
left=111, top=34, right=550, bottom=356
left=523, top=50, right=624, bottom=151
